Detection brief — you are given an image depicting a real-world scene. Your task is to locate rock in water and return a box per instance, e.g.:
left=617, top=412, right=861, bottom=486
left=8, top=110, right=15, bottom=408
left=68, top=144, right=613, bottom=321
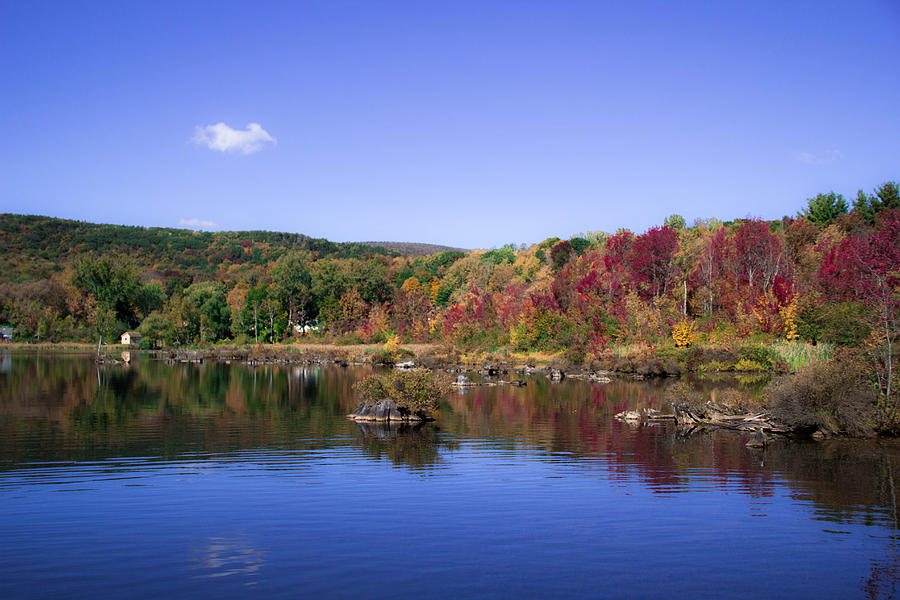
left=548, top=369, right=564, bottom=381
left=746, top=428, right=768, bottom=448
left=374, top=401, right=390, bottom=420
left=452, top=375, right=476, bottom=386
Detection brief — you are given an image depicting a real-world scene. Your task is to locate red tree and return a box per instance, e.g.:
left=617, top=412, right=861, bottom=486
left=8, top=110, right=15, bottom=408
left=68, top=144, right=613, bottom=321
left=628, top=226, right=679, bottom=299
left=820, top=209, right=900, bottom=403
left=732, top=219, right=783, bottom=292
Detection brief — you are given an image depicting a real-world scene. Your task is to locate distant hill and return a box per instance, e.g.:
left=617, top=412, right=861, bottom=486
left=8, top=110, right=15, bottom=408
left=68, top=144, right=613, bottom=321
left=0, top=214, right=394, bottom=281
left=360, top=241, right=468, bottom=256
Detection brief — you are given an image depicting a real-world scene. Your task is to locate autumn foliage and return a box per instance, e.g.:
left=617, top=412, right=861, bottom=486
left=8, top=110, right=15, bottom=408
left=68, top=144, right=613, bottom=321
left=1, top=183, right=898, bottom=416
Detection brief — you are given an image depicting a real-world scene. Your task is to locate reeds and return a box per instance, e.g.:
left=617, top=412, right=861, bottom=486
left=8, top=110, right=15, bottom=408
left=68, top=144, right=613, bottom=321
left=772, top=340, right=834, bottom=372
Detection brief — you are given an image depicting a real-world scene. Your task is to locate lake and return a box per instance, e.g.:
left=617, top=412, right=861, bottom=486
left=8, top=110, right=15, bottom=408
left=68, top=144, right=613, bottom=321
left=1, top=353, right=897, bottom=598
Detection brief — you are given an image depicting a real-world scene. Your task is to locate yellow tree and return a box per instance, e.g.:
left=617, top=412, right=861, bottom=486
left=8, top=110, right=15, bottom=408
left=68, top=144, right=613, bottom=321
left=429, top=277, right=440, bottom=305
left=400, top=276, right=422, bottom=294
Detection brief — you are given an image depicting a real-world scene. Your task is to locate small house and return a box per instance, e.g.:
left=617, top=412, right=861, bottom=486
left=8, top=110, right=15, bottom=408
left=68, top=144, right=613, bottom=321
left=120, top=331, right=142, bottom=346
left=0, top=327, right=12, bottom=341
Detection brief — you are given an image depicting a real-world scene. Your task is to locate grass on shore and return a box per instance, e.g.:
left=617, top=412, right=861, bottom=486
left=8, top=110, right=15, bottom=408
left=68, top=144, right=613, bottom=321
left=771, top=341, right=834, bottom=372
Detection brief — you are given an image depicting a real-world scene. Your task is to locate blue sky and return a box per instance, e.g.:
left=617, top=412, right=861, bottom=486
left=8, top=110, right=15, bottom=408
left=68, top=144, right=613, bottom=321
left=1, top=1, right=898, bottom=248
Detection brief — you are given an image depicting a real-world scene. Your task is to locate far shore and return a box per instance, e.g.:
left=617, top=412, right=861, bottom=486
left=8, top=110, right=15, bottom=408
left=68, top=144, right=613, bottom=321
left=0, top=339, right=799, bottom=376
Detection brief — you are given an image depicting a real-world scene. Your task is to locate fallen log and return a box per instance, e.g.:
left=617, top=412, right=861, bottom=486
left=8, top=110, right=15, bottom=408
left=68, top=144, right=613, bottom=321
left=671, top=402, right=789, bottom=434
left=614, top=408, right=677, bottom=423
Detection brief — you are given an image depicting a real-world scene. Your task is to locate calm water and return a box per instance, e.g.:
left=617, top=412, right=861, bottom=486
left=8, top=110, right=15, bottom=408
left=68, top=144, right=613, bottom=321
left=1, top=353, right=897, bottom=599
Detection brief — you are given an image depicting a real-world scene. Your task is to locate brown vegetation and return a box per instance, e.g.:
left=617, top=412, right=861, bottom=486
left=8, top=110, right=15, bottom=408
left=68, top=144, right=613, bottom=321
left=353, top=369, right=451, bottom=413
left=764, top=349, right=880, bottom=437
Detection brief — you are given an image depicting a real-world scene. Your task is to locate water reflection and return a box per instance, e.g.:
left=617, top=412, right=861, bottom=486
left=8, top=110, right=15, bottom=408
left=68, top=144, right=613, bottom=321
left=1, top=352, right=899, bottom=598
left=1, top=353, right=898, bottom=526
left=352, top=421, right=459, bottom=471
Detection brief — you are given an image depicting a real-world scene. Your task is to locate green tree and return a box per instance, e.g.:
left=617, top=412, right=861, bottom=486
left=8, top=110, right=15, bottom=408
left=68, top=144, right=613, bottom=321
left=664, top=214, right=686, bottom=230
left=800, top=192, right=848, bottom=226
left=853, top=182, right=899, bottom=224
left=242, top=285, right=270, bottom=343
left=71, top=255, right=142, bottom=328
left=311, top=259, right=349, bottom=315
left=481, top=244, right=516, bottom=265
left=182, top=281, right=230, bottom=343
left=350, top=258, right=393, bottom=305
left=270, top=251, right=312, bottom=335
left=569, top=237, right=591, bottom=256
left=138, top=310, right=174, bottom=347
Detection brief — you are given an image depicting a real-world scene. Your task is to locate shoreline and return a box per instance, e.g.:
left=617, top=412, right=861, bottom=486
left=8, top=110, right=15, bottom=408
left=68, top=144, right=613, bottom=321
left=0, top=340, right=795, bottom=375
left=4, top=341, right=890, bottom=441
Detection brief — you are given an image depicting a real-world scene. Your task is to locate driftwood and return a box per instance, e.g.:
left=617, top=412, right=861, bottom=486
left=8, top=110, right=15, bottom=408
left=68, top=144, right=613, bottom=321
left=450, top=375, right=527, bottom=388
left=615, top=402, right=789, bottom=445
left=670, top=401, right=789, bottom=435
left=614, top=408, right=676, bottom=423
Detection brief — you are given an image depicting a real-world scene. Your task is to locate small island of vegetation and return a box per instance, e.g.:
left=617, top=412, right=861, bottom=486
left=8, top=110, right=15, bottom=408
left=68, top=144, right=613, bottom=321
left=350, top=369, right=450, bottom=422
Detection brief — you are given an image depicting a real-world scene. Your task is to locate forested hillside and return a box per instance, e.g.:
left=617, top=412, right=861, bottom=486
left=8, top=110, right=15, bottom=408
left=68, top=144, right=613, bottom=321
left=359, top=241, right=468, bottom=256
left=0, top=214, right=393, bottom=282
left=1, top=183, right=897, bottom=427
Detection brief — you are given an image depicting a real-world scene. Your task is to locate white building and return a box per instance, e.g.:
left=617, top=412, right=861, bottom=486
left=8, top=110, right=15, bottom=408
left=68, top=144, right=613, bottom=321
left=120, top=331, right=142, bottom=346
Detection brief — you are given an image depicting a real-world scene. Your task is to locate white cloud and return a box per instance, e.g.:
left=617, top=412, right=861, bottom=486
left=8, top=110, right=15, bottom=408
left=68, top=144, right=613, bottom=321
left=796, top=149, right=843, bottom=165
left=178, top=218, right=219, bottom=230
left=192, top=122, right=276, bottom=154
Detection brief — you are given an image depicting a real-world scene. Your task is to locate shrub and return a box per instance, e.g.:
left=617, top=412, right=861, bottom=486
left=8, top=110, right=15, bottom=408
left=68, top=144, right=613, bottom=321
left=664, top=379, right=698, bottom=408
left=738, top=345, right=777, bottom=366
left=712, top=388, right=761, bottom=413
left=339, top=333, right=365, bottom=345
left=672, top=320, right=696, bottom=347
left=699, top=360, right=731, bottom=373
left=731, top=358, right=769, bottom=372
left=561, top=345, right=587, bottom=367
left=797, top=301, right=870, bottom=345
left=354, top=370, right=451, bottom=413
left=764, top=349, right=877, bottom=436
left=383, top=333, right=400, bottom=356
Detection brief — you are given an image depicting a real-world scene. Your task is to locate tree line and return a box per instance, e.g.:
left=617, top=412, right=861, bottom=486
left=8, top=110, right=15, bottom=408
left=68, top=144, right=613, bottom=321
left=1, top=183, right=896, bottom=402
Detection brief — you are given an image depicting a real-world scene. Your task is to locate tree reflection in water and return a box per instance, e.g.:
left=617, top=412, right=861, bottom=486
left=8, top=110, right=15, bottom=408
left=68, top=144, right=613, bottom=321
left=3, top=352, right=900, bottom=597
left=352, top=421, right=459, bottom=470
left=1, top=353, right=898, bottom=528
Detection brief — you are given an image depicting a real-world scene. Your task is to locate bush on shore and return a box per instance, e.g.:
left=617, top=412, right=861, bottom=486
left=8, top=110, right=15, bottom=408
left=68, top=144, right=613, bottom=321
left=764, top=348, right=878, bottom=437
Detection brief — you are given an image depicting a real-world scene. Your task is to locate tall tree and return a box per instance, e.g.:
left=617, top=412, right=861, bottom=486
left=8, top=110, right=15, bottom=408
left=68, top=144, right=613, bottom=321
left=801, top=192, right=848, bottom=226
left=853, top=182, right=900, bottom=224
left=270, top=251, right=312, bottom=335
left=733, top=219, right=782, bottom=292
left=71, top=255, right=143, bottom=330
left=181, top=281, right=230, bottom=343
left=819, top=209, right=899, bottom=408
left=628, top=226, right=679, bottom=299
